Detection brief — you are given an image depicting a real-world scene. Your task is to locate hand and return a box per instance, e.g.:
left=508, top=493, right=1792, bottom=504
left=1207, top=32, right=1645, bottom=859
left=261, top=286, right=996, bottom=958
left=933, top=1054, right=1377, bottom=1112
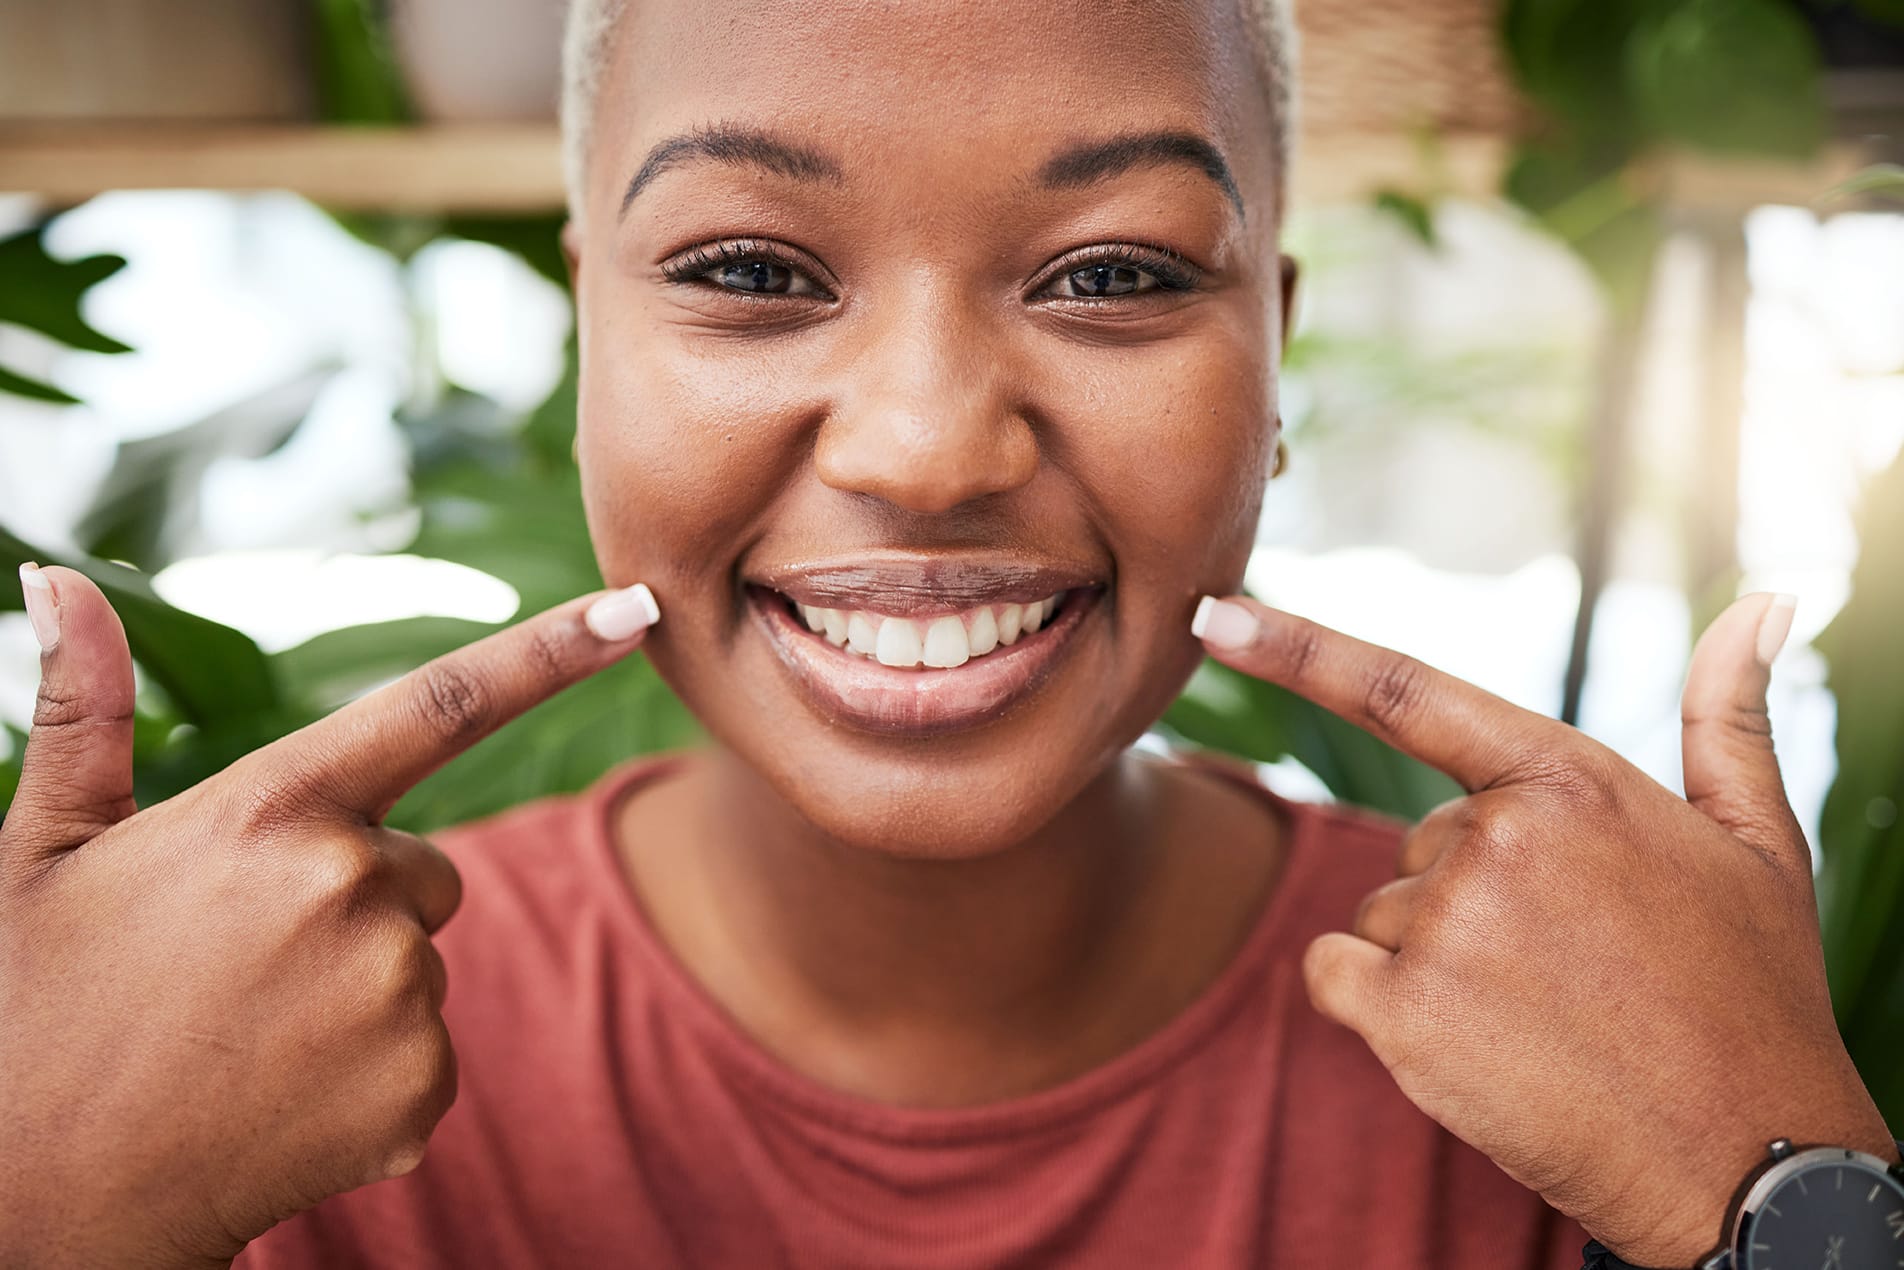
left=0, top=565, right=658, bottom=1268
left=1192, top=592, right=1894, bottom=1268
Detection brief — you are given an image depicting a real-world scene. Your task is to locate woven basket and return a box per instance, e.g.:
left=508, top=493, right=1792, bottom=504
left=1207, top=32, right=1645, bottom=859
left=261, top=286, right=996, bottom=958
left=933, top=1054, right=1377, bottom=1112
left=1293, top=0, right=1528, bottom=137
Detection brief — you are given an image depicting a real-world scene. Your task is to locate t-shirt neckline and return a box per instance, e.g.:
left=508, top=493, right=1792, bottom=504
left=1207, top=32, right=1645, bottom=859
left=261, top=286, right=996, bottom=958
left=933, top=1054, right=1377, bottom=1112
left=581, top=751, right=1320, bottom=1145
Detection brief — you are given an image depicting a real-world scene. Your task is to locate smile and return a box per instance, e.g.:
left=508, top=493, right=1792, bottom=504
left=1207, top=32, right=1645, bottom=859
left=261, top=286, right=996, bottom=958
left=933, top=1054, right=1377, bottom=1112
left=744, top=558, right=1104, bottom=737
left=787, top=592, right=1067, bottom=669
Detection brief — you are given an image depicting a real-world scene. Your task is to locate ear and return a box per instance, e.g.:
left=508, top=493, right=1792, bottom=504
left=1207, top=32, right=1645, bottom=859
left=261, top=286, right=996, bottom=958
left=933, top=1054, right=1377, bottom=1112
left=561, top=219, right=584, bottom=296
left=1277, top=254, right=1301, bottom=355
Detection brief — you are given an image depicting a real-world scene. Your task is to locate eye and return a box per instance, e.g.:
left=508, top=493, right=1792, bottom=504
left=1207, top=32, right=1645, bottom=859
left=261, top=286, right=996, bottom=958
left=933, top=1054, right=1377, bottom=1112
left=660, top=239, right=833, bottom=300
left=1054, top=263, right=1160, bottom=298
left=1033, top=244, right=1201, bottom=302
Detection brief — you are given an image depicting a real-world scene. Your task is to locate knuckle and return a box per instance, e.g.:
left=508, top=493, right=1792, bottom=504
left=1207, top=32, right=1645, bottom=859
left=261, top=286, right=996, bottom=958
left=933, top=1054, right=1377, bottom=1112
left=30, top=678, right=127, bottom=732
left=368, top=929, right=438, bottom=1008
left=308, top=830, right=388, bottom=917
left=413, top=660, right=494, bottom=748
left=523, top=621, right=583, bottom=688
left=1457, top=799, right=1536, bottom=870
left=377, top=1024, right=457, bottom=1182
left=1272, top=619, right=1325, bottom=683
left=1360, top=654, right=1428, bottom=739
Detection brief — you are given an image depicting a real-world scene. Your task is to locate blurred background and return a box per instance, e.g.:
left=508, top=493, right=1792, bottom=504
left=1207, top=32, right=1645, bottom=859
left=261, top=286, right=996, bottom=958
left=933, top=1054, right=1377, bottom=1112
left=0, top=0, right=1900, bottom=1120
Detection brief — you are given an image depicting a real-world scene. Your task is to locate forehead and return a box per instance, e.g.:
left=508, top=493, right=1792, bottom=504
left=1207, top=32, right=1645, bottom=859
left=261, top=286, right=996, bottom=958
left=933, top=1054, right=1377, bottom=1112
left=589, top=0, right=1275, bottom=220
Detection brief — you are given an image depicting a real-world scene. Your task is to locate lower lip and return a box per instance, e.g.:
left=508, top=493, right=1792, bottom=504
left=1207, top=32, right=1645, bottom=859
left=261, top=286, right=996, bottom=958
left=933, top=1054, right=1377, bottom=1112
left=750, top=588, right=1100, bottom=737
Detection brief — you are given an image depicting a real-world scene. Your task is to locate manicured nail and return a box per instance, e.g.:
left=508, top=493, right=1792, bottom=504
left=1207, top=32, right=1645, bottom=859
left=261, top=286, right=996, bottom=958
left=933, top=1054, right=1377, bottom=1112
left=18, top=562, right=59, bottom=653
left=1755, top=593, right=1797, bottom=667
left=1191, top=595, right=1259, bottom=651
left=585, top=583, right=660, bottom=642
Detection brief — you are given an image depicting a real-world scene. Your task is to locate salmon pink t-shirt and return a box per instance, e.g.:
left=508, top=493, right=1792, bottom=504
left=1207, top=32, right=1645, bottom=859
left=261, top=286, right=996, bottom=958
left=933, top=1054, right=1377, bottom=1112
left=235, top=754, right=1593, bottom=1269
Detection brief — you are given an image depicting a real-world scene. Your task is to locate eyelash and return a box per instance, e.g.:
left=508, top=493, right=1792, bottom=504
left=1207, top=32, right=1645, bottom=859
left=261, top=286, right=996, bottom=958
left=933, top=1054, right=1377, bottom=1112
left=656, top=239, right=1203, bottom=301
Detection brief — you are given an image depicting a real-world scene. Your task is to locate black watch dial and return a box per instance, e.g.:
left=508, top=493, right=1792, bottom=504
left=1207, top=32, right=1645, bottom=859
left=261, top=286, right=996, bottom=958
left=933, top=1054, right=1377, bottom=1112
left=1736, top=1158, right=1904, bottom=1270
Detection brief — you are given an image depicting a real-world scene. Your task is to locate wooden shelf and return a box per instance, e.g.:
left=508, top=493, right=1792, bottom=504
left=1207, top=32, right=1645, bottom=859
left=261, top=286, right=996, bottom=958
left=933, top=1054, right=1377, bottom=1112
left=0, top=123, right=1875, bottom=216
left=0, top=124, right=565, bottom=214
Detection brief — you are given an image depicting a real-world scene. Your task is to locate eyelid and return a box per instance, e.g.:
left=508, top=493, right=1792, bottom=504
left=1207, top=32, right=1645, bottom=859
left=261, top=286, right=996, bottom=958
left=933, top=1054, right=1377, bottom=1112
left=658, top=237, right=838, bottom=299
left=1027, top=242, right=1204, bottom=300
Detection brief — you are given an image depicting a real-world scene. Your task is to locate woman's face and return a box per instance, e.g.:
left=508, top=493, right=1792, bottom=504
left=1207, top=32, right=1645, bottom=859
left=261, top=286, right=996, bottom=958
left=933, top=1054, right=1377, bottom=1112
left=572, top=0, right=1289, bottom=857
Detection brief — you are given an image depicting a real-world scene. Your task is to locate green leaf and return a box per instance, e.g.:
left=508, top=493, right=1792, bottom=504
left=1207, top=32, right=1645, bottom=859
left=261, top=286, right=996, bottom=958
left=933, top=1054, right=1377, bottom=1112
left=1820, top=164, right=1904, bottom=205
left=0, top=724, right=24, bottom=812
left=0, top=364, right=79, bottom=405
left=0, top=528, right=283, bottom=730
left=1624, top=0, right=1826, bottom=159
left=1500, top=0, right=1652, bottom=142
left=1162, top=660, right=1460, bottom=820
left=1373, top=190, right=1439, bottom=249
left=310, top=0, right=410, bottom=124
left=0, top=226, right=133, bottom=354
left=1817, top=445, right=1904, bottom=1128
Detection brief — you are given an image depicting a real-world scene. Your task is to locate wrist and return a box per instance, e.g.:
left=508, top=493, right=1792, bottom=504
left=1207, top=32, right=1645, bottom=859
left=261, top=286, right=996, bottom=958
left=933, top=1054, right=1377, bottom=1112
left=1591, top=1118, right=1902, bottom=1270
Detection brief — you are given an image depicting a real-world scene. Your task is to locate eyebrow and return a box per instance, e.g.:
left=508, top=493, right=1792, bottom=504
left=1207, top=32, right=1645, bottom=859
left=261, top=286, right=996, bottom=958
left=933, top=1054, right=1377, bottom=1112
left=620, top=124, right=844, bottom=218
left=1038, top=132, right=1245, bottom=217
left=617, top=125, right=1245, bottom=220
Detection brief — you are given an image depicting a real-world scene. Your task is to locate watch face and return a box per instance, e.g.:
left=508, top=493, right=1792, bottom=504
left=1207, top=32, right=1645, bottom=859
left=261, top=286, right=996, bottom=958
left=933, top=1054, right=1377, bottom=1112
left=1737, top=1157, right=1904, bottom=1270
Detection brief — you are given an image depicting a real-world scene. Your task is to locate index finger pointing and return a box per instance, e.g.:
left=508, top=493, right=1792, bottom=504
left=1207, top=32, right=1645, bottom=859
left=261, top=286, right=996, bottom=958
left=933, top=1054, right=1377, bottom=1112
left=269, top=582, right=659, bottom=821
left=1191, top=595, right=1569, bottom=792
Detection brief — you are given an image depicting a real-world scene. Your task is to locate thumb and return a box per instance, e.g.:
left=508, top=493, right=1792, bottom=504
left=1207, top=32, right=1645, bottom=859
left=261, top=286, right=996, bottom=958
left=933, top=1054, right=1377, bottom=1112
left=3, top=563, right=137, bottom=861
left=1680, top=591, right=1805, bottom=861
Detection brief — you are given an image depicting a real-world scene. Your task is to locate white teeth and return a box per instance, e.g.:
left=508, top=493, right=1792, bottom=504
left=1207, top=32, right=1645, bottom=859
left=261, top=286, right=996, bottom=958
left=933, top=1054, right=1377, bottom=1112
left=875, top=617, right=923, bottom=668
left=997, top=603, right=1023, bottom=645
left=783, top=591, right=1064, bottom=669
left=923, top=616, right=970, bottom=668
left=967, top=607, right=998, bottom=656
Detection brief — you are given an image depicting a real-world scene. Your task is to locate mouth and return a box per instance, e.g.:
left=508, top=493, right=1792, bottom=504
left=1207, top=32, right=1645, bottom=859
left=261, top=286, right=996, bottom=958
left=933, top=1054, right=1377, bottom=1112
left=744, top=558, right=1105, bottom=737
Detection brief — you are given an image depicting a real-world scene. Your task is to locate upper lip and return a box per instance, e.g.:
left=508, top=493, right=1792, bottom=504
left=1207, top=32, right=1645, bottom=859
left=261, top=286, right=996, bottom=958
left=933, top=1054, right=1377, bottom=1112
left=749, top=553, right=1105, bottom=617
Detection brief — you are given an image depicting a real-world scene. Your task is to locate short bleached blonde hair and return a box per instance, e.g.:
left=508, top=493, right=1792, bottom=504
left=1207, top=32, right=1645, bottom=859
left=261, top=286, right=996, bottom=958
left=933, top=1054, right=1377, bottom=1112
left=560, top=0, right=1298, bottom=223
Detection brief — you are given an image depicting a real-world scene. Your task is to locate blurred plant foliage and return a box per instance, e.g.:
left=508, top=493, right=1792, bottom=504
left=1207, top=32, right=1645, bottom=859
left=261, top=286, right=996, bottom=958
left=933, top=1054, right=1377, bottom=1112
left=1817, top=446, right=1904, bottom=1125
left=0, top=226, right=131, bottom=404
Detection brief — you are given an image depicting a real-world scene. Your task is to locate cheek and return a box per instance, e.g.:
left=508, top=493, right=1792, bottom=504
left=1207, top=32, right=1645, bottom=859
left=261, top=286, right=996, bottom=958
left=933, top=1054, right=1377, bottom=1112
left=1058, top=329, right=1273, bottom=595
left=577, top=327, right=812, bottom=593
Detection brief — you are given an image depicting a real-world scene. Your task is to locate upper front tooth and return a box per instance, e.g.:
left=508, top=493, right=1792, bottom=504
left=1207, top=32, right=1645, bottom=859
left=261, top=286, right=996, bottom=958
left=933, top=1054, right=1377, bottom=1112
left=923, top=615, right=970, bottom=668
left=821, top=608, right=848, bottom=646
left=847, top=612, right=879, bottom=655
left=801, top=604, right=826, bottom=634
left=875, top=616, right=923, bottom=667
left=997, top=603, right=1023, bottom=644
left=967, top=607, right=999, bottom=656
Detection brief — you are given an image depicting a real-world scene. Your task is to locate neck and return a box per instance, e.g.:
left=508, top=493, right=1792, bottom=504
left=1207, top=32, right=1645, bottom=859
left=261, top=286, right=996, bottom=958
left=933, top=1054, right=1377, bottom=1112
left=615, top=745, right=1278, bottom=1107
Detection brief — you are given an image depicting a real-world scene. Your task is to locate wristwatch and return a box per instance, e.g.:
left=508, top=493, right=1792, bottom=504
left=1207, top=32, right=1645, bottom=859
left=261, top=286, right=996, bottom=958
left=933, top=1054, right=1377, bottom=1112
left=1581, top=1136, right=1904, bottom=1270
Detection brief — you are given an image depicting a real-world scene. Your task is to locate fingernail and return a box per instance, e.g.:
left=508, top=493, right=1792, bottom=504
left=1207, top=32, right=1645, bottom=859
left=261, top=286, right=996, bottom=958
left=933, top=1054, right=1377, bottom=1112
left=1755, top=593, right=1797, bottom=667
left=18, top=562, right=59, bottom=652
left=1192, top=595, right=1259, bottom=651
left=585, top=582, right=660, bottom=642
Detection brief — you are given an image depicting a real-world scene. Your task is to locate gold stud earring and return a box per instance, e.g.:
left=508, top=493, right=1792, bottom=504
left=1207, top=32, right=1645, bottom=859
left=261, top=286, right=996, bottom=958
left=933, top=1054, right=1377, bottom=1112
left=1271, top=435, right=1290, bottom=479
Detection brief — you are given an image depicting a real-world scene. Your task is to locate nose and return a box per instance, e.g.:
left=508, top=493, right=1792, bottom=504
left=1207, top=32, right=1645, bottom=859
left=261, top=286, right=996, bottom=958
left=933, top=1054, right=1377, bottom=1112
left=813, top=308, right=1038, bottom=514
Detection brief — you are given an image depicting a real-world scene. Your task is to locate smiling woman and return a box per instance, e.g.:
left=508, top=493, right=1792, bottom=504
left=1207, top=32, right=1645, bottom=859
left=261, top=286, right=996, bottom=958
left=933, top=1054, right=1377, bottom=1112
left=6, top=2, right=1895, bottom=1269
